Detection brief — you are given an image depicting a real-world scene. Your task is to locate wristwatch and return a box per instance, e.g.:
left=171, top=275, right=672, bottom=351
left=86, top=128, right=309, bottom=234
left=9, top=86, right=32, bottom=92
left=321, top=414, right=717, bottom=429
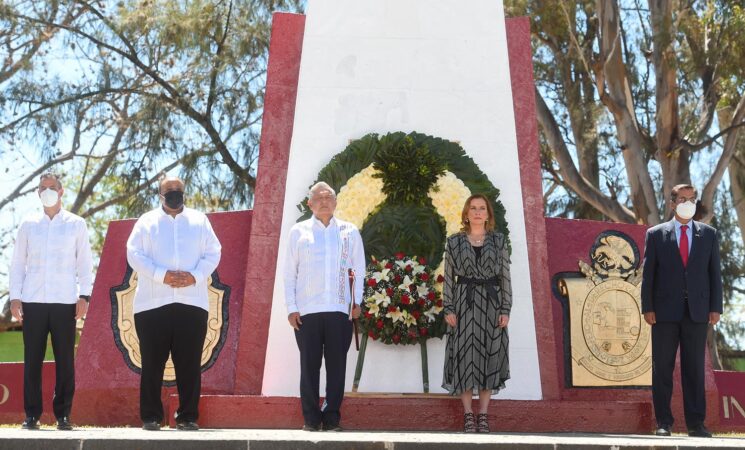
left=79, top=295, right=91, bottom=303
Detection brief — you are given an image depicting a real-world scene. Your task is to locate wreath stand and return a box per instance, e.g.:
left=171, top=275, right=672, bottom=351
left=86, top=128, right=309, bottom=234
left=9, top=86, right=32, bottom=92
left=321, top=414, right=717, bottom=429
left=352, top=334, right=431, bottom=393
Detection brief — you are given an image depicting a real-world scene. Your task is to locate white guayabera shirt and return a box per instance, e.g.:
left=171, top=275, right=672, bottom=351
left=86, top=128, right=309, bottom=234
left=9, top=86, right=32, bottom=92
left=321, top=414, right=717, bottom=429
left=9, top=209, right=94, bottom=304
left=126, top=207, right=222, bottom=314
left=284, top=216, right=366, bottom=316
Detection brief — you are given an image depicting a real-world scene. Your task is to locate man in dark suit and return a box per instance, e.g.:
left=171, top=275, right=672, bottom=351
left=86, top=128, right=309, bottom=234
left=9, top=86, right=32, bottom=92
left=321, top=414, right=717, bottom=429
left=641, top=184, right=722, bottom=438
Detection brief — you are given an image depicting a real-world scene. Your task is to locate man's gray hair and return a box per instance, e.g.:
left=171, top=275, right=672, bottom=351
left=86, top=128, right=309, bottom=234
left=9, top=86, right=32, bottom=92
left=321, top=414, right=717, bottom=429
left=39, top=171, right=63, bottom=189
left=308, top=181, right=336, bottom=198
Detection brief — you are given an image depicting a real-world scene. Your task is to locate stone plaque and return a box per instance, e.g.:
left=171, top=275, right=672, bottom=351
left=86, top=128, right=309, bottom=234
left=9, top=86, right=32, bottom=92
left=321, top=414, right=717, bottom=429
left=556, top=231, right=651, bottom=387
left=110, top=266, right=230, bottom=385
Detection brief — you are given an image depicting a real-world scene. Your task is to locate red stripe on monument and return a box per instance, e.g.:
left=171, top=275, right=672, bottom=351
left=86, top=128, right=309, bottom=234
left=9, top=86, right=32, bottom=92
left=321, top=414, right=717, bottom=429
left=233, top=12, right=307, bottom=394
left=505, top=17, right=561, bottom=401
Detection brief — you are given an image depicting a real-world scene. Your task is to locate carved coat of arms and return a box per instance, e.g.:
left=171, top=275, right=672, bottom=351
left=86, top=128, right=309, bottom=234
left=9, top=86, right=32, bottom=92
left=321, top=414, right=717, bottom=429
left=110, top=265, right=230, bottom=385
left=555, top=231, right=651, bottom=387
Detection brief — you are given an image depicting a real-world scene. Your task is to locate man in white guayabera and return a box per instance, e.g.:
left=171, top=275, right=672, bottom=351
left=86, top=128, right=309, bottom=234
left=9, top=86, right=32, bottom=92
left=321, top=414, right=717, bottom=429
left=284, top=182, right=365, bottom=432
left=126, top=176, right=221, bottom=432
left=9, top=172, right=93, bottom=431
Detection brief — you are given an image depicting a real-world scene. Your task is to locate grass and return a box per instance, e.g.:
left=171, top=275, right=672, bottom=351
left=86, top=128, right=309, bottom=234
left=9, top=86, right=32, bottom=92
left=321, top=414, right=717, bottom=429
left=0, top=331, right=60, bottom=362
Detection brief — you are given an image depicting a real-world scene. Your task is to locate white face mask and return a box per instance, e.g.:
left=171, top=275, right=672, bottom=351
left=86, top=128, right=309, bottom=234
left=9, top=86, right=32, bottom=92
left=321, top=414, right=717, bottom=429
left=675, top=200, right=696, bottom=220
left=39, top=188, right=59, bottom=208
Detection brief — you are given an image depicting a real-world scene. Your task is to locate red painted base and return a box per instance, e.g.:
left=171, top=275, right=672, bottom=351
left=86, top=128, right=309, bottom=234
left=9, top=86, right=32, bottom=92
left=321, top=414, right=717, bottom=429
left=180, top=395, right=653, bottom=433
left=0, top=362, right=55, bottom=425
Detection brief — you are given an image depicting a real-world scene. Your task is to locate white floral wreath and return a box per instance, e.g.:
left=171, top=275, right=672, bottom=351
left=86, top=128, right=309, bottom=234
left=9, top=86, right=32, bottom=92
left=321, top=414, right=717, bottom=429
left=334, top=164, right=472, bottom=284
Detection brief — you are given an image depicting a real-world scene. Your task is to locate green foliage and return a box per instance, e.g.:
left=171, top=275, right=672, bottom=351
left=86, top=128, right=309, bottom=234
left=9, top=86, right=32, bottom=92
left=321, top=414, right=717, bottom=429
left=0, top=0, right=303, bottom=278
left=372, top=135, right=445, bottom=206
left=298, top=131, right=511, bottom=266
left=361, top=202, right=446, bottom=268
left=0, top=330, right=60, bottom=362
left=709, top=192, right=745, bottom=353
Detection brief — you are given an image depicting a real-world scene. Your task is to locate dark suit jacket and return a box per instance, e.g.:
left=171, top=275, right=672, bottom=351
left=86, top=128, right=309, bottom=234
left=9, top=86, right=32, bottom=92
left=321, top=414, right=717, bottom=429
left=641, top=219, right=723, bottom=323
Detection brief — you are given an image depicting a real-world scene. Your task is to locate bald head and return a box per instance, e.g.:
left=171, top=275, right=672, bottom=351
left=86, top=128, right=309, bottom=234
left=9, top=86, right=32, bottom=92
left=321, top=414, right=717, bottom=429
left=159, top=176, right=185, bottom=195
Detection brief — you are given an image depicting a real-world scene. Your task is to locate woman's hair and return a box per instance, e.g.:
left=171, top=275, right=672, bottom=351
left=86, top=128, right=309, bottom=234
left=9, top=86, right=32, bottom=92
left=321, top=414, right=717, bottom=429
left=460, top=193, right=495, bottom=233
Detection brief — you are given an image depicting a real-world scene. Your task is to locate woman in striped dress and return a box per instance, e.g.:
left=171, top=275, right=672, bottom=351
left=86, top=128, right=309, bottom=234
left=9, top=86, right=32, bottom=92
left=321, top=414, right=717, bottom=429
left=442, top=194, right=512, bottom=433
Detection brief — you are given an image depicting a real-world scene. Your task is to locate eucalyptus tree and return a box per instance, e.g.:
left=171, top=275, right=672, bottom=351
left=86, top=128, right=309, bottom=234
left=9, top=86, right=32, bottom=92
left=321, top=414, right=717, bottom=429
left=504, top=0, right=745, bottom=365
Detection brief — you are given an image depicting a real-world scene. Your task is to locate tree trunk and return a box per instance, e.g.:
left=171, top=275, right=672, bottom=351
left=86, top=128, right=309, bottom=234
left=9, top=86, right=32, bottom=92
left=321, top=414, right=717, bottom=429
left=648, top=0, right=689, bottom=206
left=596, top=0, right=659, bottom=224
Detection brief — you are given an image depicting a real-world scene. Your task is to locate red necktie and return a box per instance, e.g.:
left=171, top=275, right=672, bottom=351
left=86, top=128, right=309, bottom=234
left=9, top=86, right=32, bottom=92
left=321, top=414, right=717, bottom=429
left=679, top=225, right=689, bottom=267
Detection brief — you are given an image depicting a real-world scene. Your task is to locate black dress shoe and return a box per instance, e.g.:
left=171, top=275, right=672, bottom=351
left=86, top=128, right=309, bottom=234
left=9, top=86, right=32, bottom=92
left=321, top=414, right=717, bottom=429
left=21, top=417, right=40, bottom=430
left=176, top=421, right=200, bottom=431
left=323, top=423, right=343, bottom=432
left=142, top=421, right=161, bottom=431
left=688, top=425, right=712, bottom=437
left=654, top=425, right=671, bottom=436
left=302, top=423, right=322, bottom=431
left=56, top=417, right=73, bottom=430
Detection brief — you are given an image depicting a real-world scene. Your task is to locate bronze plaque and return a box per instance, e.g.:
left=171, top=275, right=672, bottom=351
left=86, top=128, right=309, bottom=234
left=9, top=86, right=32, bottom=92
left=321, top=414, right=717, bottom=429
left=110, top=266, right=230, bottom=385
left=556, top=231, right=651, bottom=387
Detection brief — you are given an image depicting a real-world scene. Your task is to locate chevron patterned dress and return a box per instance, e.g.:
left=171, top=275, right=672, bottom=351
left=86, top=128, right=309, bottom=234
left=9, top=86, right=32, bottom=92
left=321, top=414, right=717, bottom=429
left=442, top=231, right=512, bottom=395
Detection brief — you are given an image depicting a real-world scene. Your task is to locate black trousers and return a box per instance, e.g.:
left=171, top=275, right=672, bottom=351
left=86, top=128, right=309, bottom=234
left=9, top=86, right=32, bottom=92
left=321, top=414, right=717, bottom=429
left=134, top=303, right=207, bottom=424
left=651, top=307, right=709, bottom=428
left=294, top=312, right=353, bottom=427
left=22, top=302, right=77, bottom=420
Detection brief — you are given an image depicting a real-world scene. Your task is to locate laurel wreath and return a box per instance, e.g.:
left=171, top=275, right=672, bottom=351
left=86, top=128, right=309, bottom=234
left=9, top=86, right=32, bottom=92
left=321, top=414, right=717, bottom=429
left=297, top=131, right=510, bottom=271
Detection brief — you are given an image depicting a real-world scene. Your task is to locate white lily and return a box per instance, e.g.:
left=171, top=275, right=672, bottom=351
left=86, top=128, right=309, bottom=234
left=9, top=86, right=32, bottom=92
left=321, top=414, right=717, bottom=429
left=398, top=275, right=415, bottom=292
left=395, top=259, right=415, bottom=270
left=411, top=263, right=426, bottom=275
left=403, top=310, right=417, bottom=327
left=367, top=302, right=380, bottom=316
left=386, top=307, right=404, bottom=323
left=371, top=290, right=390, bottom=308
left=416, top=283, right=429, bottom=298
left=372, top=268, right=391, bottom=283
left=424, top=306, right=439, bottom=322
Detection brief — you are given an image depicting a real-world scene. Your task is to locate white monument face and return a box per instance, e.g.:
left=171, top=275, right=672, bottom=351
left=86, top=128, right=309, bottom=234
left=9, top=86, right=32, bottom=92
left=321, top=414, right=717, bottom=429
left=262, top=0, right=542, bottom=400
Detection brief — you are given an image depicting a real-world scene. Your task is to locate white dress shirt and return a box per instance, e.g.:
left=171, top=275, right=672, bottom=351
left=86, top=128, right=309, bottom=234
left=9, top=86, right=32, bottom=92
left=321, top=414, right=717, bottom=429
left=284, top=216, right=366, bottom=316
left=9, top=209, right=93, bottom=304
left=126, top=207, right=222, bottom=314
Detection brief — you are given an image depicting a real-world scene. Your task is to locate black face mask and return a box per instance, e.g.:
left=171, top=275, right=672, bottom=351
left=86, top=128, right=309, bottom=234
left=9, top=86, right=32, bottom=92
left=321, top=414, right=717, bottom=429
left=162, top=190, right=184, bottom=209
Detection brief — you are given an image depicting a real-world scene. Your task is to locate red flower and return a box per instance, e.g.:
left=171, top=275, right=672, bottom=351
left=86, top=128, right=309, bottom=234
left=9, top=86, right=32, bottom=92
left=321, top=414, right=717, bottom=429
left=376, top=320, right=384, bottom=329
left=418, top=257, right=426, bottom=265
left=409, top=284, right=417, bottom=293
left=405, top=265, right=413, bottom=272
left=364, top=312, right=373, bottom=318
left=385, top=262, right=394, bottom=269
left=367, top=278, right=377, bottom=287
left=385, top=287, right=394, bottom=296
left=408, top=329, right=418, bottom=339
left=436, top=300, right=443, bottom=308
left=427, top=292, right=436, bottom=301
left=368, top=330, right=377, bottom=339
left=419, top=327, right=428, bottom=336
left=401, top=294, right=410, bottom=305
left=394, top=274, right=402, bottom=283
left=388, top=305, right=397, bottom=313
left=437, top=274, right=445, bottom=283
left=395, top=252, right=405, bottom=260
left=419, top=273, right=430, bottom=281
left=392, top=334, right=401, bottom=344
left=412, top=310, right=421, bottom=320
left=417, top=299, right=426, bottom=307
